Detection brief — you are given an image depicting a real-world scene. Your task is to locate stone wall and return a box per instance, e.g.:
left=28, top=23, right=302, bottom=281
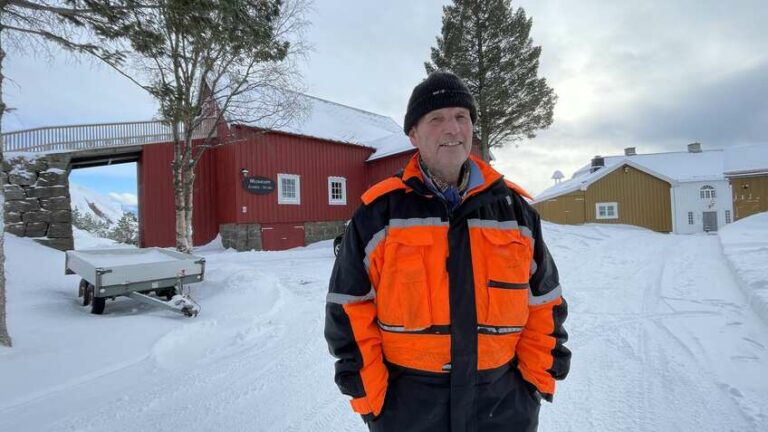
left=2, top=154, right=74, bottom=251
left=220, top=223, right=262, bottom=251
left=304, top=220, right=346, bottom=245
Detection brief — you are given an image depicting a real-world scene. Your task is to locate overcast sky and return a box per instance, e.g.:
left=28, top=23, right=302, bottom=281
left=5, top=0, right=767, bottom=195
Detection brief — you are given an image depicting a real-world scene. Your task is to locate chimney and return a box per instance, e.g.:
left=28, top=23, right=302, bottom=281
left=687, top=142, right=702, bottom=153
left=590, top=155, right=605, bottom=173
left=624, top=147, right=636, bottom=156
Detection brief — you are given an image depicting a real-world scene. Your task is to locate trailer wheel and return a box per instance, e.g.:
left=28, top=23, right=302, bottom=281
left=91, top=295, right=106, bottom=315
left=79, top=279, right=91, bottom=306
left=80, top=280, right=93, bottom=306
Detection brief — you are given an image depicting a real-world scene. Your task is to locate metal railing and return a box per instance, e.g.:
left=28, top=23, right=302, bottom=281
left=1, top=118, right=218, bottom=153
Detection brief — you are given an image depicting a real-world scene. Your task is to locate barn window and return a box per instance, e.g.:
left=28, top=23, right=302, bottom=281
left=700, top=185, right=716, bottom=199
left=725, top=210, right=731, bottom=224
left=688, top=212, right=694, bottom=225
left=277, top=173, right=300, bottom=205
left=595, top=202, right=618, bottom=220
left=328, top=177, right=347, bottom=205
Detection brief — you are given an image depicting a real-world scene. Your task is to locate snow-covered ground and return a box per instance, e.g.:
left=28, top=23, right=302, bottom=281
left=719, top=212, right=768, bottom=323
left=1, top=220, right=767, bottom=431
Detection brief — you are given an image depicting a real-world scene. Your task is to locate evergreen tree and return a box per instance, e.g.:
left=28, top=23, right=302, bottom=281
left=426, top=0, right=557, bottom=161
left=109, top=212, right=138, bottom=245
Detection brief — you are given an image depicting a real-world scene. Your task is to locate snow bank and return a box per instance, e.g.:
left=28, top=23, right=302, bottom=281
left=719, top=212, right=768, bottom=323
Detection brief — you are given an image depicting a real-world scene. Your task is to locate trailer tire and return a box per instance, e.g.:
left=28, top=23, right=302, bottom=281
left=84, top=283, right=95, bottom=307
left=91, top=296, right=106, bottom=315
left=80, top=279, right=91, bottom=306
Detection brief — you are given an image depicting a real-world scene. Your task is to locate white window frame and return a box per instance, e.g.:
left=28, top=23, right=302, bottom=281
left=595, top=202, right=618, bottom=220
left=725, top=210, right=731, bottom=224
left=277, top=173, right=301, bottom=205
left=700, top=185, right=716, bottom=199
left=688, top=212, right=694, bottom=225
left=328, top=176, right=347, bottom=205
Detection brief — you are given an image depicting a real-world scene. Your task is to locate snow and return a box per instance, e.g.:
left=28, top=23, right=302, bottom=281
left=573, top=150, right=726, bottom=182
left=719, top=212, right=768, bottom=323
left=71, top=248, right=181, bottom=267
left=244, top=92, right=402, bottom=150
left=537, top=150, right=726, bottom=201
left=72, top=227, right=133, bottom=250
left=2, top=221, right=768, bottom=431
left=70, top=182, right=126, bottom=226
left=364, top=132, right=414, bottom=161
left=724, top=144, right=768, bottom=175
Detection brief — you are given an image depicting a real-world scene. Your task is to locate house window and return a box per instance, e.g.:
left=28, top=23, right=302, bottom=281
left=595, top=202, right=618, bottom=220
left=277, top=173, right=300, bottom=205
left=688, top=212, right=694, bottom=225
left=700, top=185, right=716, bottom=199
left=725, top=210, right=731, bottom=224
left=328, top=177, right=347, bottom=205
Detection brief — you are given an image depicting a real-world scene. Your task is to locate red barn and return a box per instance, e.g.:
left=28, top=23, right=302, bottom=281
left=139, top=94, right=422, bottom=251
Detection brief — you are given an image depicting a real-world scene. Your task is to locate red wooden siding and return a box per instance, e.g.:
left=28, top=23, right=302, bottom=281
left=227, top=127, right=373, bottom=224
left=138, top=140, right=219, bottom=248
left=366, top=151, right=415, bottom=187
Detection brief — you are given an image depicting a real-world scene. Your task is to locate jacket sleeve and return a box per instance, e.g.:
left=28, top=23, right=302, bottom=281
left=324, top=208, right=388, bottom=418
left=516, top=211, right=571, bottom=401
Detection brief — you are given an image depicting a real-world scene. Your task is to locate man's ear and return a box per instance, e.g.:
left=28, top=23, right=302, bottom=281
left=408, top=129, right=418, bottom=148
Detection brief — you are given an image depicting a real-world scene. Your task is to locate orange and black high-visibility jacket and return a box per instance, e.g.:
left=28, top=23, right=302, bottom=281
left=325, top=154, right=570, bottom=431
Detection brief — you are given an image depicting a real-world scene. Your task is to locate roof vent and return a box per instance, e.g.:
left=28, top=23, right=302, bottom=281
left=687, top=142, right=702, bottom=153
left=624, top=147, right=636, bottom=156
left=590, top=155, right=605, bottom=173
left=552, top=170, right=564, bottom=184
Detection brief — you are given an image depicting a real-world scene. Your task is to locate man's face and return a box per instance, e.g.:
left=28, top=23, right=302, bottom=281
left=408, top=107, right=473, bottom=182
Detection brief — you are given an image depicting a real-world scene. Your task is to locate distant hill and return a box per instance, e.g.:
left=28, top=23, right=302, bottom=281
left=69, top=183, right=127, bottom=228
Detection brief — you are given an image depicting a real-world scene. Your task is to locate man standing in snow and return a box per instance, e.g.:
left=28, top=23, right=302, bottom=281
left=325, top=71, right=570, bottom=432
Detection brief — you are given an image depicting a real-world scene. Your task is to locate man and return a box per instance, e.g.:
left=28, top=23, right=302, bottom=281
left=325, top=71, right=570, bottom=432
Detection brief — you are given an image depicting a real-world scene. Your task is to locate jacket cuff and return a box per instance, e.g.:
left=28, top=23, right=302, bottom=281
left=350, top=396, right=373, bottom=415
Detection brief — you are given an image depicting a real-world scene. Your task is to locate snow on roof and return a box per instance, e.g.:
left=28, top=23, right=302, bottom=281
left=723, top=144, right=768, bottom=175
left=242, top=92, right=403, bottom=153
left=364, top=133, right=414, bottom=161
left=536, top=150, right=726, bottom=202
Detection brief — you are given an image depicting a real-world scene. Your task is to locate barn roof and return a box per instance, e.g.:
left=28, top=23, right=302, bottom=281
left=239, top=91, right=414, bottom=160
left=536, top=149, right=726, bottom=202
left=723, top=144, right=768, bottom=176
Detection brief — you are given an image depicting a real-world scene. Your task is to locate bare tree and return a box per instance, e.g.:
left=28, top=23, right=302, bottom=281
left=94, top=0, right=309, bottom=253
left=0, top=0, right=144, bottom=347
left=1, top=29, right=9, bottom=347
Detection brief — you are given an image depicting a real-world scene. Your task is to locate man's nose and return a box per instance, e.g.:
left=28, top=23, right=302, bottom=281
left=443, top=117, right=461, bottom=134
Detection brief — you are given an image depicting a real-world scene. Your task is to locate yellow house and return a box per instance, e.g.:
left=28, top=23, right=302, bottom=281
left=724, top=144, right=768, bottom=221
left=534, top=144, right=734, bottom=233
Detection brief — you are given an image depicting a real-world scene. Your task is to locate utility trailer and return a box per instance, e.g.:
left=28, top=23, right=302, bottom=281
left=65, top=247, right=206, bottom=317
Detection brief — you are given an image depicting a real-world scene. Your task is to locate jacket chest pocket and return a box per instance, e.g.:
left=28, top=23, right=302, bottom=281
left=377, top=230, right=433, bottom=330
left=479, top=229, right=532, bottom=327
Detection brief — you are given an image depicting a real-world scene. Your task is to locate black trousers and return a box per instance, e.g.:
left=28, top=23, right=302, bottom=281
left=367, top=365, right=541, bottom=432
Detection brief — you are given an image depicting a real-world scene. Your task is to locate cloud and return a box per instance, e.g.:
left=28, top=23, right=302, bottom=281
left=71, top=163, right=138, bottom=180
left=109, top=193, right=138, bottom=207
left=7, top=1, right=767, bottom=197
left=597, top=61, right=768, bottom=147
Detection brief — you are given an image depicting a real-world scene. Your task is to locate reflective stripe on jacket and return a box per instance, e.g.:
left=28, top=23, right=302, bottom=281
left=324, top=154, right=570, bottom=431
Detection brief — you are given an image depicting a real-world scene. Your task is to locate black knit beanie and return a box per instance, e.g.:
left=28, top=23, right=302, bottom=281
left=403, top=71, right=477, bottom=134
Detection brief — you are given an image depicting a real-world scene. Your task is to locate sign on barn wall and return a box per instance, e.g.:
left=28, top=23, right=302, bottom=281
left=243, top=176, right=275, bottom=194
